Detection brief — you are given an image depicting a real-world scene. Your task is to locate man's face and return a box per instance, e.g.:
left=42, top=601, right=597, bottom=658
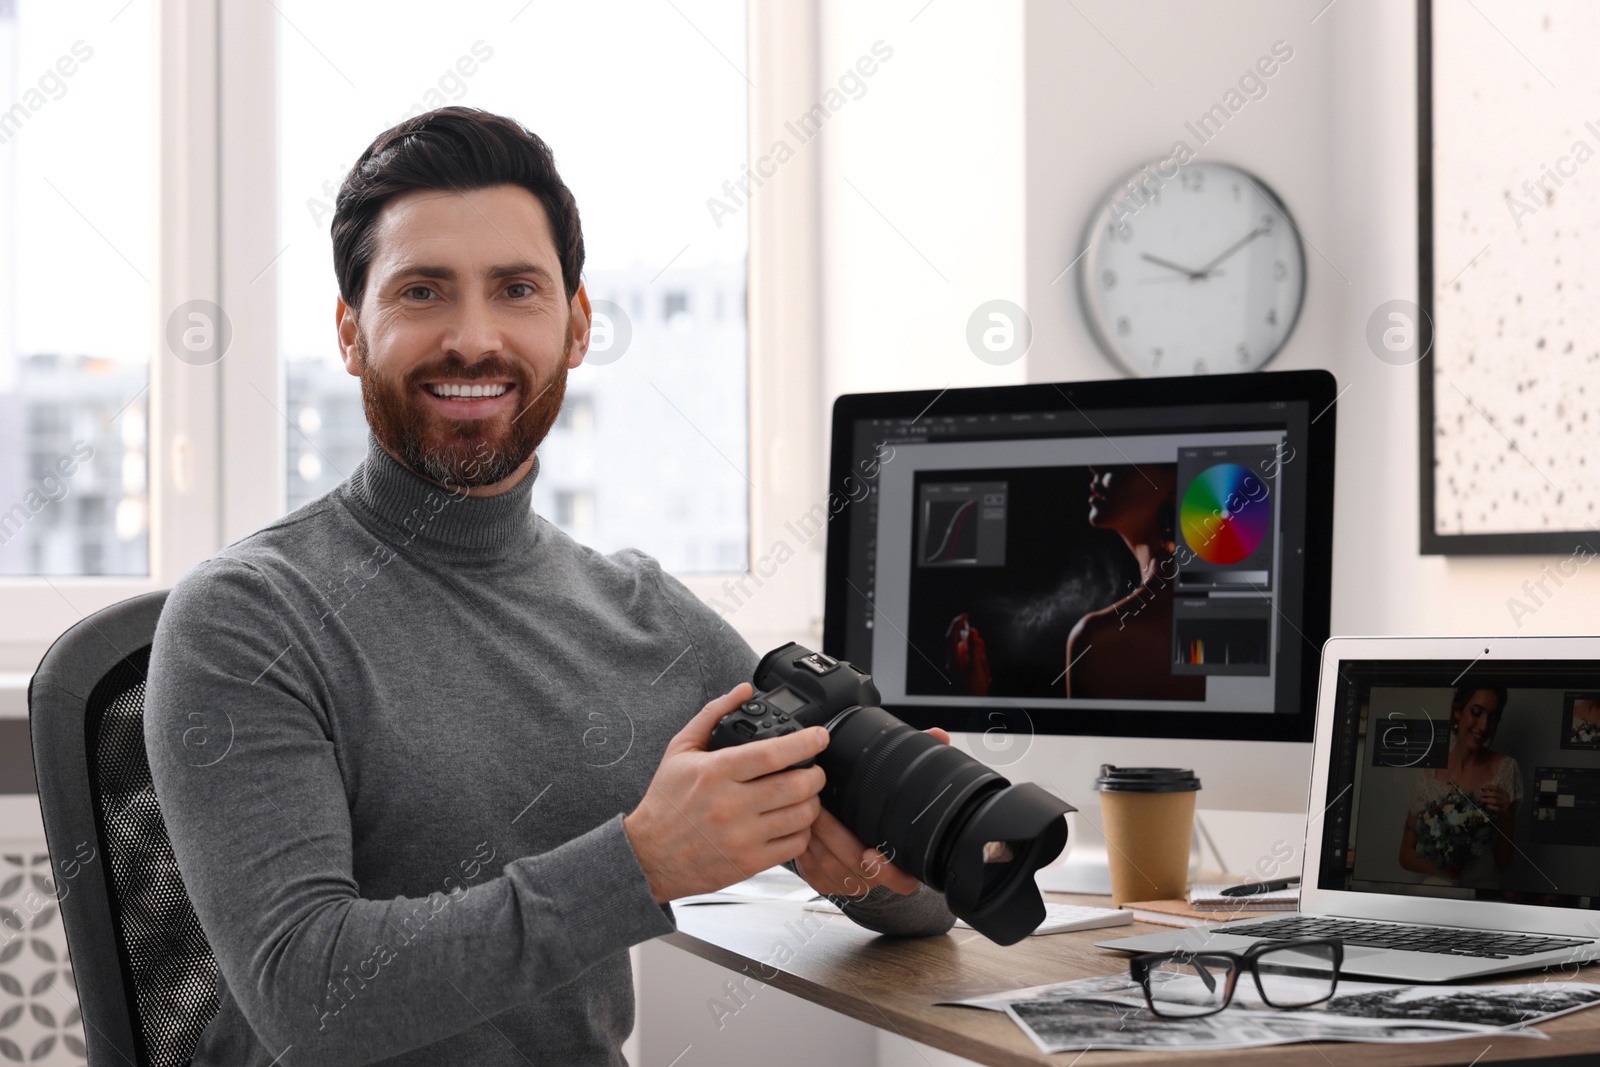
left=336, top=184, right=590, bottom=492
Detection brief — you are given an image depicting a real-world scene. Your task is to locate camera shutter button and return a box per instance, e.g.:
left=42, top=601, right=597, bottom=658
left=742, top=701, right=765, bottom=716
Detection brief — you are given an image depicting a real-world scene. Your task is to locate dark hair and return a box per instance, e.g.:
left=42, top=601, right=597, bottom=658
left=1451, top=682, right=1509, bottom=731
left=330, top=106, right=584, bottom=313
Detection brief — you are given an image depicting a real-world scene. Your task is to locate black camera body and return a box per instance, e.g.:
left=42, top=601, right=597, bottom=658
left=707, top=647, right=866, bottom=765
left=709, top=642, right=1074, bottom=946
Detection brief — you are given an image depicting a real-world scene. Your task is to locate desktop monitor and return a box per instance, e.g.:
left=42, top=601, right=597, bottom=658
left=821, top=370, right=1337, bottom=885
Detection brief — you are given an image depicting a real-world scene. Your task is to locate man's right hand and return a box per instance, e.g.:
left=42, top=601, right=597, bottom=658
left=623, top=682, right=829, bottom=904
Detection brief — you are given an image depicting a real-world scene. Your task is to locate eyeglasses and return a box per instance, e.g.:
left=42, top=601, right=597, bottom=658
left=1128, top=938, right=1343, bottom=1019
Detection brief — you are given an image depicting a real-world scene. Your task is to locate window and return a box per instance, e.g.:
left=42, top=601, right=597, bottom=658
left=0, top=1, right=154, bottom=576
left=276, top=1, right=749, bottom=572
left=553, top=489, right=594, bottom=530
left=0, top=0, right=820, bottom=666
left=555, top=396, right=593, bottom=435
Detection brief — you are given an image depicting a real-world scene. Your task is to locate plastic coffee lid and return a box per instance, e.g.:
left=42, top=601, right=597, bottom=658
left=1094, top=764, right=1201, bottom=793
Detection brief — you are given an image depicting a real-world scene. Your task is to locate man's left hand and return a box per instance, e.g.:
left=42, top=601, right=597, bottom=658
left=792, top=727, right=950, bottom=901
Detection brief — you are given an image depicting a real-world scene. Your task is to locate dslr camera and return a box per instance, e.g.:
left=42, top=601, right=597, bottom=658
left=709, top=642, right=1072, bottom=945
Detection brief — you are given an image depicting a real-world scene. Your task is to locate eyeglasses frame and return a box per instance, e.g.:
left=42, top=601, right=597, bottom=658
left=1127, top=937, right=1345, bottom=1019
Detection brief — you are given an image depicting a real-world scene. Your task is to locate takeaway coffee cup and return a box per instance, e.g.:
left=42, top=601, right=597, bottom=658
left=1096, top=765, right=1201, bottom=905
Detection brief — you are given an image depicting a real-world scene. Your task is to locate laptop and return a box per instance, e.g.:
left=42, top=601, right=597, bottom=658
left=1098, top=635, right=1600, bottom=981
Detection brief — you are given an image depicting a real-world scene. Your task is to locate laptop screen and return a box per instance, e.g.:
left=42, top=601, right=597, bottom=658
left=1316, top=659, right=1600, bottom=913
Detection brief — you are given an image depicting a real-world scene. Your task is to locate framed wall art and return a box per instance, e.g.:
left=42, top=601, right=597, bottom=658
left=1419, top=0, right=1600, bottom=555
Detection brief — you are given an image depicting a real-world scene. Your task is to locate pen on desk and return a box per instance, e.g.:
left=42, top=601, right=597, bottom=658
left=1218, top=876, right=1301, bottom=897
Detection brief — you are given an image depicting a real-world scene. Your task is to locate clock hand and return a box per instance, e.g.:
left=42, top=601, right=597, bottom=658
left=1134, top=270, right=1226, bottom=286
left=1194, top=226, right=1267, bottom=278
left=1139, top=252, right=1206, bottom=280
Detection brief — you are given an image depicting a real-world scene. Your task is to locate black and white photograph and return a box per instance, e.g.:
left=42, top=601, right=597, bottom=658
left=1004, top=994, right=1514, bottom=1055
left=1319, top=982, right=1600, bottom=1029
left=996, top=975, right=1600, bottom=1054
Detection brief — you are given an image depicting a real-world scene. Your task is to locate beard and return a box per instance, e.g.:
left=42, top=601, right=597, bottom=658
left=356, top=320, right=571, bottom=489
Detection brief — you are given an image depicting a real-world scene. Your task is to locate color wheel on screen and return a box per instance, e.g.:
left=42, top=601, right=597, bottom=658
left=1180, top=464, right=1270, bottom=565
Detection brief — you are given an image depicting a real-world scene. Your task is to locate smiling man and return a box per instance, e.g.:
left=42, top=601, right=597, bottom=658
left=144, top=107, right=953, bottom=1067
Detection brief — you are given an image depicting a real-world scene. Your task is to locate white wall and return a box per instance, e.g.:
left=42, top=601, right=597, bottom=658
left=818, top=0, right=1028, bottom=405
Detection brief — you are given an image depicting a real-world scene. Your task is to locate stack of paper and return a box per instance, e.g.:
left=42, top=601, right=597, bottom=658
left=941, top=972, right=1600, bottom=1055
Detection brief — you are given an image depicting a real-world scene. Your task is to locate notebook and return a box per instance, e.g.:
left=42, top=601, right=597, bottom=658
left=1188, top=882, right=1298, bottom=911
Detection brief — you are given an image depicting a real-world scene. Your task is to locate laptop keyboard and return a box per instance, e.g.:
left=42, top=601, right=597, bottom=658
left=1231, top=916, right=1592, bottom=959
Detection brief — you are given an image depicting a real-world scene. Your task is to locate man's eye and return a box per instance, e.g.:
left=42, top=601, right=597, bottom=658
left=506, top=283, right=535, bottom=298
left=405, top=285, right=435, bottom=300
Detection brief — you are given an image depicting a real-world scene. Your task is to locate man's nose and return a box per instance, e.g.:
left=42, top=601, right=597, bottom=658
left=443, top=292, right=503, bottom=357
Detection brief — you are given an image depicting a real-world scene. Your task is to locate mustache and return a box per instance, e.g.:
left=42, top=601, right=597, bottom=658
left=402, top=355, right=531, bottom=387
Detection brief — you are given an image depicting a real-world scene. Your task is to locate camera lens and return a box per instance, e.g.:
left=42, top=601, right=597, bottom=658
left=736, top=642, right=1072, bottom=946
left=814, top=705, right=1071, bottom=945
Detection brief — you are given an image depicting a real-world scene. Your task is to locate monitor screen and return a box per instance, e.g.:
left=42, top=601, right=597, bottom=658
left=1316, top=659, right=1600, bottom=913
left=822, top=370, right=1336, bottom=743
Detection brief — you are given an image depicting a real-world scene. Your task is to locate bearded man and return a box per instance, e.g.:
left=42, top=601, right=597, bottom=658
left=144, top=107, right=952, bottom=1067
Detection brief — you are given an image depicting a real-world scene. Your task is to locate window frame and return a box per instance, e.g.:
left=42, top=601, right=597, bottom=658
left=0, top=0, right=221, bottom=671
left=0, top=0, right=825, bottom=673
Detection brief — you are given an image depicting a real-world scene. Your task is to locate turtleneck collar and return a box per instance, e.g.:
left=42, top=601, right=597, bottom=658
left=340, top=432, right=540, bottom=557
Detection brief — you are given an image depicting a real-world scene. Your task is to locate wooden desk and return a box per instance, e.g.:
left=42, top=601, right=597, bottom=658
left=662, top=893, right=1600, bottom=1066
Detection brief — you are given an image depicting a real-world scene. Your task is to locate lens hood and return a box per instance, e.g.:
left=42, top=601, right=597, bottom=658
left=940, top=782, right=1074, bottom=945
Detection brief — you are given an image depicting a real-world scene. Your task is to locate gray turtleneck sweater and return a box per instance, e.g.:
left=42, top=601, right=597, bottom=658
left=144, top=434, right=954, bottom=1067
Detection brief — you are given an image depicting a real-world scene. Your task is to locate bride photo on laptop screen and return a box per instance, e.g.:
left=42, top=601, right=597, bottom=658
left=1395, top=683, right=1521, bottom=888
left=1328, top=663, right=1600, bottom=909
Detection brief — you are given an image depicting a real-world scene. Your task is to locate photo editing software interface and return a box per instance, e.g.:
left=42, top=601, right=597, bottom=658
left=1318, top=660, right=1600, bottom=912
left=837, top=397, right=1314, bottom=716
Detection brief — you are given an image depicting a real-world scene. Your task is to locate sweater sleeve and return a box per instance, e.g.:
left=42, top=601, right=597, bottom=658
left=144, top=557, right=675, bottom=1067
left=646, top=558, right=956, bottom=938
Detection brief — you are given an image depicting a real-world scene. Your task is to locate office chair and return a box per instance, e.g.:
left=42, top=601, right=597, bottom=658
left=28, top=590, right=220, bottom=1067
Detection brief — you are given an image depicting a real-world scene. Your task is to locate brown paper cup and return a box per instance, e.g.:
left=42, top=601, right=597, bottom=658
left=1100, top=785, right=1197, bottom=905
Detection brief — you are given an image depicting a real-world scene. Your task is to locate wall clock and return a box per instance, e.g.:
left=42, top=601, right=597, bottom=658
left=1079, top=160, right=1306, bottom=377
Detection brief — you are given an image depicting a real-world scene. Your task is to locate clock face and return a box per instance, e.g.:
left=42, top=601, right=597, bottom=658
left=1079, top=161, right=1306, bottom=377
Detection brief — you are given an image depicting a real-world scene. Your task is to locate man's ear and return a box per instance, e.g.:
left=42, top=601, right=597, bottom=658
left=567, top=283, right=592, bottom=368
left=336, top=297, right=362, bottom=377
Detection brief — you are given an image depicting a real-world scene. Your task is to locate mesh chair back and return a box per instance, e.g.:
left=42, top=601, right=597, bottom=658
left=29, top=591, right=221, bottom=1066
left=89, top=652, right=220, bottom=1065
